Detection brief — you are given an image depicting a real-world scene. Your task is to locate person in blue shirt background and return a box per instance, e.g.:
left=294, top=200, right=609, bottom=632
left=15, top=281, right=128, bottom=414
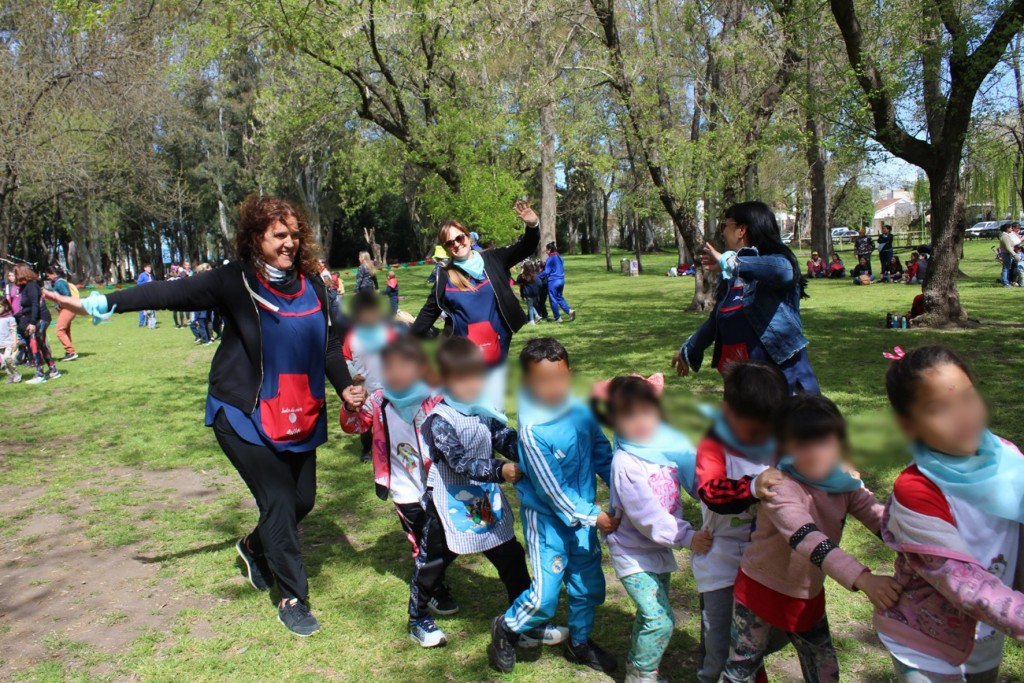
left=135, top=264, right=153, bottom=327
left=540, top=242, right=575, bottom=323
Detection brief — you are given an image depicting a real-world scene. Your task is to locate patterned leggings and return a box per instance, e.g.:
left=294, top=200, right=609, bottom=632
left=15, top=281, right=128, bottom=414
left=621, top=571, right=675, bottom=673
left=721, top=602, right=838, bottom=683
left=891, top=658, right=999, bottom=683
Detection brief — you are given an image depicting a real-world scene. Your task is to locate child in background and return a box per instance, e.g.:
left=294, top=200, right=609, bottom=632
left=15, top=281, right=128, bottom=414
left=692, top=360, right=788, bottom=683
left=416, top=336, right=529, bottom=648
left=721, top=394, right=901, bottom=683
left=489, top=338, right=616, bottom=674
left=877, top=345, right=1024, bottom=682
left=827, top=253, right=845, bottom=279
left=515, top=264, right=542, bottom=325
left=340, top=338, right=457, bottom=646
left=596, top=374, right=713, bottom=683
left=806, top=252, right=827, bottom=278
left=0, top=298, right=21, bottom=383
left=344, top=291, right=397, bottom=463
left=384, top=270, right=399, bottom=316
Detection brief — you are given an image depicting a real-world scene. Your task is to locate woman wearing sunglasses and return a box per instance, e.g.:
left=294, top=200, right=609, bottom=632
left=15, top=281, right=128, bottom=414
left=411, top=201, right=540, bottom=410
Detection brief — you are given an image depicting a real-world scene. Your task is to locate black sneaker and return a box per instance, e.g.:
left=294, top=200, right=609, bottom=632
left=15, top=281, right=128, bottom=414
left=360, top=451, right=372, bottom=464
left=564, top=638, right=617, bottom=673
left=428, top=583, right=460, bottom=616
left=278, top=599, right=320, bottom=637
left=487, top=615, right=517, bottom=673
left=235, top=537, right=272, bottom=591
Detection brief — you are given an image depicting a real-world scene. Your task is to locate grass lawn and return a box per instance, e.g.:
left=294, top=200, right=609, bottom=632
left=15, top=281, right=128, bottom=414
left=1, top=239, right=1022, bottom=682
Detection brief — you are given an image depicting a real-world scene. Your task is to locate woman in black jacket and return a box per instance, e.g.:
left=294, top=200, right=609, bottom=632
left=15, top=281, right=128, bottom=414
left=411, top=201, right=540, bottom=410
left=14, top=264, right=59, bottom=384
left=47, top=194, right=363, bottom=637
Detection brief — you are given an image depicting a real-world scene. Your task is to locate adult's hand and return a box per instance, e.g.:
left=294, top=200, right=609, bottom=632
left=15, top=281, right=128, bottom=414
left=26, top=323, right=36, bottom=336
left=700, top=243, right=723, bottom=272
left=671, top=351, right=689, bottom=377
left=513, top=200, right=539, bottom=227
left=44, top=289, right=88, bottom=317
left=342, top=384, right=367, bottom=412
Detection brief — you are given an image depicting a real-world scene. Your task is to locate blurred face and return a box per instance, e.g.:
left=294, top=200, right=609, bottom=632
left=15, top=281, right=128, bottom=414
left=144, top=265, right=152, bottom=274
left=6, top=272, right=13, bottom=283
left=859, top=256, right=868, bottom=266
left=183, top=261, right=190, bottom=270
left=722, top=403, right=774, bottom=445
left=383, top=355, right=425, bottom=394
left=613, top=403, right=660, bottom=443
left=354, top=307, right=383, bottom=328
left=522, top=359, right=573, bottom=407
left=859, top=228, right=866, bottom=235
left=46, top=271, right=57, bottom=281
left=442, top=226, right=472, bottom=260
left=261, top=216, right=299, bottom=271
left=785, top=434, right=844, bottom=481
left=897, top=363, right=987, bottom=456
left=445, top=371, right=485, bottom=404
left=831, top=254, right=839, bottom=262
left=720, top=218, right=748, bottom=251
left=811, top=252, right=819, bottom=260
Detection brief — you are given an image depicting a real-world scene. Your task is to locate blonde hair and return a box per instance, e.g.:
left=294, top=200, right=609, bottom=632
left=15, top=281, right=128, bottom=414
left=358, top=251, right=376, bottom=277
left=438, top=220, right=473, bottom=291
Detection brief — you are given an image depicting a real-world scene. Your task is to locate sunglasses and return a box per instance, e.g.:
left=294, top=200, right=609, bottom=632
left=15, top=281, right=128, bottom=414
left=444, top=233, right=468, bottom=250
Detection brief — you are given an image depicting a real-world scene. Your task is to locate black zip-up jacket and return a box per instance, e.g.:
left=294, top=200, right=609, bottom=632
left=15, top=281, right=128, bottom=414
left=106, top=261, right=352, bottom=414
left=16, top=280, right=50, bottom=330
left=411, top=226, right=540, bottom=338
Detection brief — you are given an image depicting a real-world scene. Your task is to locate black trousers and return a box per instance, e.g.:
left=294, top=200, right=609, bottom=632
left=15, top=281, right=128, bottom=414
left=408, top=495, right=530, bottom=620
left=213, top=410, right=317, bottom=602
left=360, top=431, right=373, bottom=456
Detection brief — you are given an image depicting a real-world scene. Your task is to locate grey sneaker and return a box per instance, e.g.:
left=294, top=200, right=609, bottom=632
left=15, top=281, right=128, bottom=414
left=278, top=599, right=320, bottom=637
left=48, top=370, right=61, bottom=380
left=625, top=663, right=668, bottom=683
left=6, top=373, right=22, bottom=384
left=25, top=375, right=46, bottom=385
left=236, top=537, right=272, bottom=591
left=409, top=616, right=447, bottom=648
left=61, top=353, right=79, bottom=361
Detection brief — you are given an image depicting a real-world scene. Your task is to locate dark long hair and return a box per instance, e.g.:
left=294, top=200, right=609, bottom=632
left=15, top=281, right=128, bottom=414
left=723, top=201, right=807, bottom=298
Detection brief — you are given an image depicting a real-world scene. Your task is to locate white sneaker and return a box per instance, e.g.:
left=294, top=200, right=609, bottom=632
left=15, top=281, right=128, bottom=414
left=625, top=663, right=667, bottom=683
left=517, top=623, right=568, bottom=648
left=26, top=375, right=47, bottom=385
left=409, top=617, right=447, bottom=648
left=48, top=370, right=61, bottom=380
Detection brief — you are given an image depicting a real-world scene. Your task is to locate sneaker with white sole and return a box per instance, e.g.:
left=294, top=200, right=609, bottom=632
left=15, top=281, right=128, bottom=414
left=517, top=623, right=569, bottom=648
left=278, top=599, right=320, bottom=637
left=235, top=537, right=272, bottom=591
left=47, top=370, right=61, bottom=380
left=26, top=375, right=46, bottom=385
left=6, top=374, right=22, bottom=384
left=409, top=616, right=447, bottom=648
left=625, top=663, right=668, bottom=683
left=61, top=353, right=79, bottom=361
left=428, top=584, right=460, bottom=616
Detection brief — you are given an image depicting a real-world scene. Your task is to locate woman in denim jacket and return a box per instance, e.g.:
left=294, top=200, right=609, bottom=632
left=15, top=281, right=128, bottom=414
left=671, top=201, right=819, bottom=393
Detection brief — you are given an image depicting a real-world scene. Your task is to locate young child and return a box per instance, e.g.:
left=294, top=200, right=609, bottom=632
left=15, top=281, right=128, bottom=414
left=0, top=298, right=22, bottom=383
left=489, top=337, right=616, bottom=674
left=414, top=336, right=529, bottom=647
left=877, top=345, right=1024, bottom=682
left=720, top=393, right=901, bottom=682
left=344, top=291, right=396, bottom=463
left=384, top=270, right=399, bottom=316
left=596, top=374, right=713, bottom=683
left=692, top=360, right=788, bottom=683
left=340, top=337, right=455, bottom=642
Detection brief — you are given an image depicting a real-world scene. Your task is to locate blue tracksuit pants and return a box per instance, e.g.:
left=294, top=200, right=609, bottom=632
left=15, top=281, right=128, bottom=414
left=503, top=507, right=605, bottom=643
left=547, top=280, right=571, bottom=318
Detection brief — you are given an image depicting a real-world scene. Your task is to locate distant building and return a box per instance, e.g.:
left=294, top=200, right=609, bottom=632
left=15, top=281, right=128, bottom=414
left=873, top=190, right=916, bottom=229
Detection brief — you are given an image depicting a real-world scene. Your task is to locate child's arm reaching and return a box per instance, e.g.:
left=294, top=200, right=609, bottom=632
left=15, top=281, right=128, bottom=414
left=847, top=486, right=885, bottom=536
left=696, top=438, right=762, bottom=514
left=487, top=420, right=520, bottom=462
left=339, top=390, right=378, bottom=435
left=614, top=463, right=696, bottom=550
left=429, top=416, right=514, bottom=483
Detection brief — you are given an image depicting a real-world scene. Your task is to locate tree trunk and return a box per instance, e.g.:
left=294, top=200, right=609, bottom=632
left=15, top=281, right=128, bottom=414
left=919, top=160, right=969, bottom=326
left=539, top=101, right=558, bottom=255
left=602, top=189, right=613, bottom=272
left=806, top=114, right=829, bottom=259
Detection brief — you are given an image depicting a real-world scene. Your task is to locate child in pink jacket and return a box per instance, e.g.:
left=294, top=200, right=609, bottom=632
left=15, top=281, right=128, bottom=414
left=720, top=393, right=900, bottom=683
left=878, top=345, right=1024, bottom=682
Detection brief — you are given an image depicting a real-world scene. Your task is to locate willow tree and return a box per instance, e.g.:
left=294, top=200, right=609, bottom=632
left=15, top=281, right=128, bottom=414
left=829, top=0, right=1024, bottom=325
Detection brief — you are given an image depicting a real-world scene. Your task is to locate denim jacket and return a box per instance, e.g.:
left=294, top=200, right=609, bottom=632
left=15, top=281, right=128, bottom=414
left=680, top=248, right=808, bottom=371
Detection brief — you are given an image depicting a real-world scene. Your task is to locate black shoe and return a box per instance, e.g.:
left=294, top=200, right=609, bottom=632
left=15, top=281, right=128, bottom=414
left=487, top=615, right=517, bottom=673
left=428, top=583, right=460, bottom=616
left=278, top=599, right=320, bottom=637
left=360, top=451, right=372, bottom=464
left=564, top=638, right=617, bottom=673
left=236, top=537, right=272, bottom=591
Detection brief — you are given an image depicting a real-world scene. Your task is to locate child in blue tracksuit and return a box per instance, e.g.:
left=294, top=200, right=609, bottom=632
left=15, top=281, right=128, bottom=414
left=540, top=242, right=575, bottom=322
left=488, top=337, right=618, bottom=674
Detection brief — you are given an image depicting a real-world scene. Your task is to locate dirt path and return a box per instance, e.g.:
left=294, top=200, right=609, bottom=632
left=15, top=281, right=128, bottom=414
left=0, top=467, right=229, bottom=676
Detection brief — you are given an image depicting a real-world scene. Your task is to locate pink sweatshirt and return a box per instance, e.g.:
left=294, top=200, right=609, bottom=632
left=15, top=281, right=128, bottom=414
left=740, top=477, right=884, bottom=599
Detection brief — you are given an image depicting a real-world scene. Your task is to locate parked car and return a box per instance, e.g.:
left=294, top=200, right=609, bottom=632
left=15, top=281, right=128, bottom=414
left=830, top=227, right=858, bottom=244
left=965, top=221, right=1000, bottom=239
left=781, top=231, right=795, bottom=243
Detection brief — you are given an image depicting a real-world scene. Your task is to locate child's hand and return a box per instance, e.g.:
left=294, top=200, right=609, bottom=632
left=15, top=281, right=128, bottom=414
left=596, top=511, right=620, bottom=534
left=754, top=468, right=786, bottom=501
left=342, top=384, right=367, bottom=412
left=502, top=463, right=523, bottom=483
left=841, top=461, right=862, bottom=481
left=854, top=571, right=903, bottom=610
left=690, top=530, right=713, bottom=554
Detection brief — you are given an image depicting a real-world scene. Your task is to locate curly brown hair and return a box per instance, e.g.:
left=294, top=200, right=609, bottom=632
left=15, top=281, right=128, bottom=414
left=234, top=193, right=320, bottom=278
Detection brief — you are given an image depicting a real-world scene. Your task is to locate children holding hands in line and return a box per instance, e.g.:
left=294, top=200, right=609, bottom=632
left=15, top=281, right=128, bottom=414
left=342, top=337, right=1024, bottom=683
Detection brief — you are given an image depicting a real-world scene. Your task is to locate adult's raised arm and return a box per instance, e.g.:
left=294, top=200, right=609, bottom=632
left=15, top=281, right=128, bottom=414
left=494, top=200, right=541, bottom=268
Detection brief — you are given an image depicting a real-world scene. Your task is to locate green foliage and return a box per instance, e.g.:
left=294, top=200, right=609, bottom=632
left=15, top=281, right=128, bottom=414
left=421, top=164, right=526, bottom=243
left=831, top=185, right=875, bottom=228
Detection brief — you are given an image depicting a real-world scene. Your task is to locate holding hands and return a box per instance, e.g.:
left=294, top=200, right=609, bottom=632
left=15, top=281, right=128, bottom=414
left=753, top=468, right=786, bottom=501
left=690, top=530, right=714, bottom=554
left=854, top=571, right=903, bottom=610
left=342, top=384, right=367, bottom=412
left=502, top=462, right=523, bottom=483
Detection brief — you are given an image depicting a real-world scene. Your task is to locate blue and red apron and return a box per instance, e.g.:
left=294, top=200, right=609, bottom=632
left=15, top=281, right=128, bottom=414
left=444, top=277, right=512, bottom=366
left=205, top=274, right=328, bottom=452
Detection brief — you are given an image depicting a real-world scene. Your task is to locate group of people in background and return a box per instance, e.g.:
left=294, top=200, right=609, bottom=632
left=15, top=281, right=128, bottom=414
left=805, top=225, right=930, bottom=287
left=997, top=221, right=1024, bottom=287
left=1, top=264, right=75, bottom=385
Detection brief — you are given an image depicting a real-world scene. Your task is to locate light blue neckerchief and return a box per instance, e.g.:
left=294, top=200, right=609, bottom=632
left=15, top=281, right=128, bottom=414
left=453, top=251, right=486, bottom=281
left=80, top=292, right=116, bottom=325
left=615, top=423, right=698, bottom=499
left=698, top=404, right=777, bottom=465
left=442, top=391, right=509, bottom=425
left=913, top=430, right=1024, bottom=523
left=516, top=388, right=580, bottom=427
left=383, top=381, right=433, bottom=424
left=777, top=456, right=863, bottom=493
left=354, top=323, right=389, bottom=353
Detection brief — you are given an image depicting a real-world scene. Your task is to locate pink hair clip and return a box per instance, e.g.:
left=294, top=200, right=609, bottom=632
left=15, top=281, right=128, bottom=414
left=591, top=372, right=665, bottom=400
left=882, top=346, right=906, bottom=361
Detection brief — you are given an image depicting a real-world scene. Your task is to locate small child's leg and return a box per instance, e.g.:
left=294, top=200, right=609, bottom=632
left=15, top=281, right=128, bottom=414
left=719, top=601, right=778, bottom=683
left=621, top=571, right=675, bottom=674
left=408, top=498, right=453, bottom=621
left=502, top=510, right=564, bottom=634
left=697, top=588, right=735, bottom=683
left=483, top=537, right=531, bottom=606
left=788, top=613, right=839, bottom=683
